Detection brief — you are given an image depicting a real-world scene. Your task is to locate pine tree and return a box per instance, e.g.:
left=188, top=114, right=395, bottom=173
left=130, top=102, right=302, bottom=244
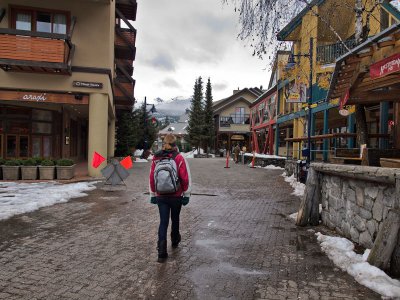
left=115, top=110, right=140, bottom=156
left=187, top=77, right=205, bottom=151
left=137, top=102, right=157, bottom=151
left=203, top=78, right=215, bottom=154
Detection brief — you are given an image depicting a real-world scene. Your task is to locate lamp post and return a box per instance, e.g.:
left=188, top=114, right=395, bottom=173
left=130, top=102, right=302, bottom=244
left=141, top=96, right=156, bottom=157
left=290, top=37, right=314, bottom=166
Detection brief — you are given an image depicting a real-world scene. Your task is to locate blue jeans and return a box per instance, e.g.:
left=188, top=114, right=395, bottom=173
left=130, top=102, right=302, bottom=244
left=157, top=197, right=182, bottom=241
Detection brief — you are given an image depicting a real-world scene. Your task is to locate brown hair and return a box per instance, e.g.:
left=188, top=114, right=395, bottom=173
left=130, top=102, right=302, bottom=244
left=162, top=134, right=177, bottom=150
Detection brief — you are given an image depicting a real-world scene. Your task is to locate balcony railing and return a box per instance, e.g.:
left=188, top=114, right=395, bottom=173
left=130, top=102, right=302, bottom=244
left=316, top=39, right=356, bottom=65
left=0, top=18, right=76, bottom=74
left=220, top=115, right=250, bottom=127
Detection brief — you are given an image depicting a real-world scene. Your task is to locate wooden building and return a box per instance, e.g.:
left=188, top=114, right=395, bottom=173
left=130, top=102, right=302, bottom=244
left=0, top=0, right=137, bottom=176
left=213, top=88, right=263, bottom=153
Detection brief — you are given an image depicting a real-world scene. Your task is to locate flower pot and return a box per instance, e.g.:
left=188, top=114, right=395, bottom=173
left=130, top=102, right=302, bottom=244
left=56, top=165, right=75, bottom=180
left=39, top=166, right=55, bottom=180
left=21, top=166, right=38, bottom=180
left=2, top=166, right=20, bottom=180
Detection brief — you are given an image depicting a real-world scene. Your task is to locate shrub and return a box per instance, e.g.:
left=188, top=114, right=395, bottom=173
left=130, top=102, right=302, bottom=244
left=34, top=157, right=43, bottom=165
left=56, top=159, right=74, bottom=166
left=4, top=159, right=21, bottom=166
left=21, top=158, right=37, bottom=166
left=41, top=159, right=55, bottom=166
left=0, top=158, right=5, bottom=165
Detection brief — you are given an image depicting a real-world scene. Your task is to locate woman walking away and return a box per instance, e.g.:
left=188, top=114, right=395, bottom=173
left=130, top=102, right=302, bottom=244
left=149, top=134, right=191, bottom=263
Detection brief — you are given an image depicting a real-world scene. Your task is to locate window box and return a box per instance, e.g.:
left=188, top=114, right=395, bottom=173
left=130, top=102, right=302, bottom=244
left=2, top=165, right=20, bottom=180
left=56, top=165, right=75, bottom=180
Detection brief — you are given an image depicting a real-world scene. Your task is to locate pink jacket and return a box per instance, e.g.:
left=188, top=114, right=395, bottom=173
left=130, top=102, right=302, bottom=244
left=149, top=150, right=191, bottom=198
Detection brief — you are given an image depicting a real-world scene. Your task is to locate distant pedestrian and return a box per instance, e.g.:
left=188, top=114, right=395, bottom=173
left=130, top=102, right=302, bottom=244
left=149, top=134, right=192, bottom=263
left=234, top=144, right=240, bottom=163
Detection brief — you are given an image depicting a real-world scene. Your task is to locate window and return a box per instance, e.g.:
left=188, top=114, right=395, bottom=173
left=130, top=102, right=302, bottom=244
left=6, top=135, right=17, bottom=158
left=11, top=7, right=69, bottom=34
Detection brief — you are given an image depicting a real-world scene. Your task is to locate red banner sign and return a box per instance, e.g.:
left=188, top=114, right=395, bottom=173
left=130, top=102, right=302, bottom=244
left=370, top=53, right=400, bottom=79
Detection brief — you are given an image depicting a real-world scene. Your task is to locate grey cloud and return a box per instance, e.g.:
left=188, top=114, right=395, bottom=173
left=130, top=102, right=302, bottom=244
left=161, top=78, right=181, bottom=88
left=213, top=83, right=228, bottom=91
left=146, top=53, right=175, bottom=71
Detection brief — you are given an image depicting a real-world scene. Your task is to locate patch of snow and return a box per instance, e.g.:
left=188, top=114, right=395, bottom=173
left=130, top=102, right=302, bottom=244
left=289, top=212, right=298, bottom=221
left=0, top=181, right=97, bottom=221
left=134, top=149, right=143, bottom=157
left=244, top=153, right=286, bottom=160
left=135, top=158, right=149, bottom=163
left=316, top=232, right=400, bottom=299
left=283, top=174, right=306, bottom=197
left=264, top=165, right=284, bottom=170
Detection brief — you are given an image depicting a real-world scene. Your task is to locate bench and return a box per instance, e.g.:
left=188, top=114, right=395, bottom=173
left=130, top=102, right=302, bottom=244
left=331, top=148, right=363, bottom=165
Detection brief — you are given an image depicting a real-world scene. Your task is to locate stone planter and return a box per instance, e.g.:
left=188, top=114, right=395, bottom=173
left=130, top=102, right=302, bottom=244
left=56, top=165, right=75, bottom=180
left=39, top=166, right=55, bottom=180
left=2, top=166, right=20, bottom=180
left=21, top=166, right=38, bottom=180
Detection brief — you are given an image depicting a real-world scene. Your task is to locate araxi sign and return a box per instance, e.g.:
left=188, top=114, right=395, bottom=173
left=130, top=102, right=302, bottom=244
left=370, top=53, right=400, bottom=79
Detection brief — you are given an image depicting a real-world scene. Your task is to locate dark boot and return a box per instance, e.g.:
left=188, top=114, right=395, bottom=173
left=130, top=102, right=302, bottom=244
left=171, top=232, right=181, bottom=248
left=157, top=240, right=168, bottom=263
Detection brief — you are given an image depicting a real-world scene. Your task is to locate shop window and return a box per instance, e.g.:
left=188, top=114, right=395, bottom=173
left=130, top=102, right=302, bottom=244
left=11, top=7, right=69, bottom=34
left=32, top=136, right=41, bottom=157
left=0, top=135, right=2, bottom=158
left=6, top=135, right=17, bottom=158
left=32, top=109, right=53, bottom=122
left=43, top=136, right=52, bottom=158
left=19, top=136, right=29, bottom=157
left=32, top=122, right=52, bottom=134
left=6, top=107, right=30, bottom=119
left=8, top=121, right=29, bottom=134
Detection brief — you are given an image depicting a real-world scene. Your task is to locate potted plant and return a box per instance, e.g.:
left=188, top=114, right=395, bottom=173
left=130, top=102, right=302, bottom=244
left=21, top=158, right=38, bottom=180
left=56, top=159, right=75, bottom=180
left=39, top=159, right=55, bottom=180
left=3, top=159, right=21, bottom=180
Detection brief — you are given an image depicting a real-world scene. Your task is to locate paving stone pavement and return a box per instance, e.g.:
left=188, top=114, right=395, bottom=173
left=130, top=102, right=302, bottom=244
left=0, top=158, right=381, bottom=299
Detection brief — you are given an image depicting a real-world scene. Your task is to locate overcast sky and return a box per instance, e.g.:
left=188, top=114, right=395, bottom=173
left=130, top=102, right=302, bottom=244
left=133, top=0, right=271, bottom=104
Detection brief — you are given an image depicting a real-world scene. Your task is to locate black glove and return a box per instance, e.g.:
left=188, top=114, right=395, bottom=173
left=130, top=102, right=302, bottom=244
left=150, top=196, right=157, bottom=204
left=181, top=197, right=190, bottom=206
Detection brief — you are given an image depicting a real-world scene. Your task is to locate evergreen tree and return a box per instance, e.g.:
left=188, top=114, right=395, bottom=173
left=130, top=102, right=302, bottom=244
left=187, top=77, right=205, bottom=151
left=115, top=110, right=140, bottom=156
left=203, top=78, right=215, bottom=154
left=137, top=102, right=157, bottom=151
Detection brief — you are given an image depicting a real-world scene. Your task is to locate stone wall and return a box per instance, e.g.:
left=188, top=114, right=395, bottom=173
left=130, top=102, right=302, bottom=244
left=242, top=155, right=286, bottom=168
left=285, top=159, right=298, bottom=177
left=312, top=163, right=399, bottom=249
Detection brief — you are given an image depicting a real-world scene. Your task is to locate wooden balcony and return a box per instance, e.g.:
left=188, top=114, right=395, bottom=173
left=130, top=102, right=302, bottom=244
left=114, top=78, right=135, bottom=110
left=116, top=0, right=137, bottom=21
left=0, top=29, right=75, bottom=75
left=115, top=27, right=136, bottom=60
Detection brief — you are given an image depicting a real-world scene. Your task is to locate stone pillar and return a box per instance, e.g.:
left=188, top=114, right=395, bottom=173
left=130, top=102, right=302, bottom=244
left=108, top=118, right=116, bottom=158
left=88, top=93, right=108, bottom=177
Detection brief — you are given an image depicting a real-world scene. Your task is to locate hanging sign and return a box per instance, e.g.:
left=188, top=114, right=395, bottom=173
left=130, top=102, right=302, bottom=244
left=73, top=81, right=103, bottom=89
left=370, top=53, right=400, bottom=79
left=285, top=80, right=307, bottom=103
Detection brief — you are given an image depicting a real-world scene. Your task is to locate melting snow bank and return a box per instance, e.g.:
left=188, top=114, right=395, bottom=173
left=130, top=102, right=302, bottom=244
left=246, top=164, right=284, bottom=170
left=135, top=158, right=149, bottom=163
left=244, top=153, right=286, bottom=159
left=0, top=181, right=98, bottom=221
left=282, top=173, right=306, bottom=197
left=316, top=232, right=400, bottom=299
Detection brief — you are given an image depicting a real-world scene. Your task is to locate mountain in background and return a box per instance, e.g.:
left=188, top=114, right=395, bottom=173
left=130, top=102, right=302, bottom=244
left=154, top=96, right=191, bottom=117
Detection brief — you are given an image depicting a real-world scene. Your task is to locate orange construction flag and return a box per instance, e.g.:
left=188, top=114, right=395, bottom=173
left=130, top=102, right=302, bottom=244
left=120, top=156, right=133, bottom=170
left=92, top=151, right=106, bottom=168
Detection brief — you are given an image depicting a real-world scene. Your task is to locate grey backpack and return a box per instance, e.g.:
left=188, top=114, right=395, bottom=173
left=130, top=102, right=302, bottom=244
left=154, top=153, right=180, bottom=194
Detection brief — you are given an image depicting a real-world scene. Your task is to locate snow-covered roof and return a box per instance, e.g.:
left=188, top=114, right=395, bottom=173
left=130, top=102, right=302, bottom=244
left=158, top=122, right=188, bottom=136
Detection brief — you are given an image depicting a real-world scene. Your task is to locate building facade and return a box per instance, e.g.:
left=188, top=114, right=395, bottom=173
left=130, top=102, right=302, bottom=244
left=275, top=0, right=399, bottom=161
left=213, top=88, right=263, bottom=153
left=0, top=0, right=137, bottom=176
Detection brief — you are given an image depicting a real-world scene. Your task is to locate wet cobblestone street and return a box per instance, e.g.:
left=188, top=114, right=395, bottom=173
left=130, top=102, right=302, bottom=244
left=0, top=158, right=380, bottom=299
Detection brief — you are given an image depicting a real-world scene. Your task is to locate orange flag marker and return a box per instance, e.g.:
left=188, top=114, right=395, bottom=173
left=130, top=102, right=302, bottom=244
left=120, top=156, right=133, bottom=170
left=92, top=151, right=106, bottom=168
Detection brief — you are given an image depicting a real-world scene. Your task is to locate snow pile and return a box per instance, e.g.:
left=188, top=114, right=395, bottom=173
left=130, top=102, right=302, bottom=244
left=0, top=181, right=97, bottom=221
left=264, top=165, right=284, bottom=170
left=182, top=151, right=195, bottom=158
left=135, top=158, right=149, bottom=163
left=244, top=153, right=286, bottom=160
left=134, top=149, right=143, bottom=157
left=282, top=174, right=306, bottom=197
left=316, top=232, right=400, bottom=299
left=289, top=212, right=298, bottom=221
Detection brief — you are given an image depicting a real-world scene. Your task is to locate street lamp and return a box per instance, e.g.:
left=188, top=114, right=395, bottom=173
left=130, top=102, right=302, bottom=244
left=290, top=37, right=314, bottom=166
left=141, top=96, right=157, bottom=157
